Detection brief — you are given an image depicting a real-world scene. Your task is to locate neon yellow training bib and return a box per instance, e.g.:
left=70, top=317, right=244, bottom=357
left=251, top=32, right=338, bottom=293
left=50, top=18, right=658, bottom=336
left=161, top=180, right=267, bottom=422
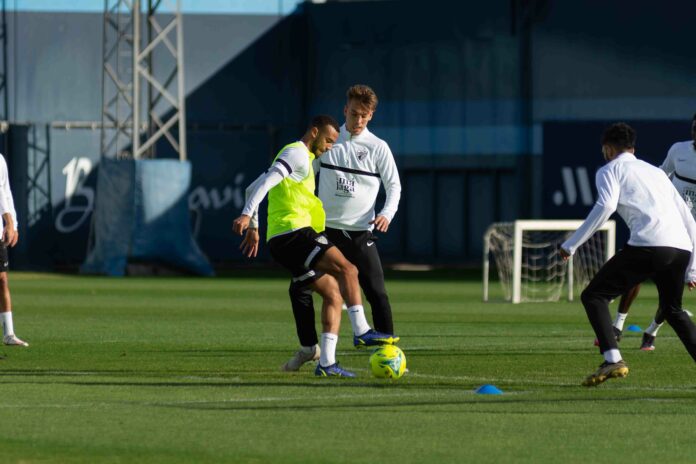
left=266, top=141, right=325, bottom=240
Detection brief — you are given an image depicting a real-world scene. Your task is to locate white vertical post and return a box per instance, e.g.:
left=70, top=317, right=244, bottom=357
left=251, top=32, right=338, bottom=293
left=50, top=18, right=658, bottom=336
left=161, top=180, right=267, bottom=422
left=132, top=0, right=141, bottom=159
left=568, top=255, right=574, bottom=301
left=512, top=221, right=523, bottom=303
left=482, top=229, right=491, bottom=302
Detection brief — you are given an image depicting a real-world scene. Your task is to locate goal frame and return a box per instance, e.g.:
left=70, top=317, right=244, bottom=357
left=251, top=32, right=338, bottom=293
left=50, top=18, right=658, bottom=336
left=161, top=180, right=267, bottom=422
left=482, top=219, right=616, bottom=303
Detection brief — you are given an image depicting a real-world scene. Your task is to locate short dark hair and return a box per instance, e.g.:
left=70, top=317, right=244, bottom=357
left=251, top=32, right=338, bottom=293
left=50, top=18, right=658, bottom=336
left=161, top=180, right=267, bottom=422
left=309, top=114, right=339, bottom=133
left=601, top=122, right=636, bottom=150
left=692, top=113, right=696, bottom=122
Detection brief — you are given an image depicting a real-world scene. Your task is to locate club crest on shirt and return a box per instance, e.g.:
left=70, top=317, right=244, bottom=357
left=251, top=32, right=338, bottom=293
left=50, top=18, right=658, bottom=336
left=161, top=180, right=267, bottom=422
left=316, top=235, right=328, bottom=245
left=356, top=148, right=368, bottom=161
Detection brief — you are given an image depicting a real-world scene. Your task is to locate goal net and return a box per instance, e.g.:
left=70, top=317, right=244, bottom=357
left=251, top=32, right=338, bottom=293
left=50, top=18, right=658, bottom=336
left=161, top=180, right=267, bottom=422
left=483, top=220, right=616, bottom=303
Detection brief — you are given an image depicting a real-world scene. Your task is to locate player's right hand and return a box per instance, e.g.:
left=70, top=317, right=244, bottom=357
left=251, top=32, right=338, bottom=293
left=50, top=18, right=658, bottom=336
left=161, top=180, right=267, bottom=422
left=232, top=215, right=251, bottom=235
left=370, top=215, right=390, bottom=233
left=688, top=281, right=696, bottom=291
left=240, top=228, right=259, bottom=258
left=3, top=225, right=18, bottom=247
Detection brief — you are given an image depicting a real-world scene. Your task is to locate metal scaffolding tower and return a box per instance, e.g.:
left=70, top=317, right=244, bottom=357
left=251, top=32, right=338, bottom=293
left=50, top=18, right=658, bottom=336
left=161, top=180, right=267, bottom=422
left=101, top=0, right=186, bottom=160
left=26, top=124, right=51, bottom=228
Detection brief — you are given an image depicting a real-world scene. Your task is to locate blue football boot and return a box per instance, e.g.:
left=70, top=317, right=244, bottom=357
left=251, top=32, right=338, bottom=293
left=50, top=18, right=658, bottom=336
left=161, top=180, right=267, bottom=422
left=353, top=329, right=400, bottom=348
left=314, top=362, right=356, bottom=378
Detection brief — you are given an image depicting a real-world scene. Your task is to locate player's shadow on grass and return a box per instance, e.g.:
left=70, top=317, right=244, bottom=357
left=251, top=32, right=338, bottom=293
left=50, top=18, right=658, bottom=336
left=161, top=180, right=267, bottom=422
left=0, top=375, right=518, bottom=391
left=141, top=348, right=302, bottom=357
left=376, top=349, right=596, bottom=357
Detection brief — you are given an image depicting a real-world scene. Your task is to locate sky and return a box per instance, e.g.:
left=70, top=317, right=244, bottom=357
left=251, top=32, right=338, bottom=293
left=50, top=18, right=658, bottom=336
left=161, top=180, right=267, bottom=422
left=8, top=0, right=308, bottom=15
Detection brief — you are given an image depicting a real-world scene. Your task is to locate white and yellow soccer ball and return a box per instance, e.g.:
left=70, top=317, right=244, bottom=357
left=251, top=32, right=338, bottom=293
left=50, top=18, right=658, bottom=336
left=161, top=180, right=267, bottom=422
left=369, top=345, right=406, bottom=379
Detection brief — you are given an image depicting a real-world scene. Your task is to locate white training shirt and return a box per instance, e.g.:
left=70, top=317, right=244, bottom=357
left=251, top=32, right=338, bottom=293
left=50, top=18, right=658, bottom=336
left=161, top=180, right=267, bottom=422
left=660, top=140, right=696, bottom=214
left=0, top=155, right=17, bottom=229
left=242, top=141, right=311, bottom=230
left=562, top=152, right=696, bottom=281
left=317, top=124, right=401, bottom=231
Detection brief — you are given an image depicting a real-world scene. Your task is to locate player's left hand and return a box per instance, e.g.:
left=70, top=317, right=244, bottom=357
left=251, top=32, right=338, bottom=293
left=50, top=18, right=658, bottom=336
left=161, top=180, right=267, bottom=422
left=559, top=247, right=571, bottom=261
left=240, top=228, right=259, bottom=258
left=370, top=215, right=390, bottom=233
left=688, top=281, right=696, bottom=291
left=232, top=215, right=251, bottom=235
left=3, top=225, right=18, bottom=248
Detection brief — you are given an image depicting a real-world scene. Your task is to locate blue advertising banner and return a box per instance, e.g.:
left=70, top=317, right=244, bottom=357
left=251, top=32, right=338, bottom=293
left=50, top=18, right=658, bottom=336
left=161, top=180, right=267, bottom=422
left=184, top=130, right=274, bottom=263
left=6, top=124, right=277, bottom=269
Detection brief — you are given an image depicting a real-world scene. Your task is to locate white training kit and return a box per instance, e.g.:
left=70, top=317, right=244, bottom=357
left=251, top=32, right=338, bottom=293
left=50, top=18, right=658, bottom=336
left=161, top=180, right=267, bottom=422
left=660, top=140, right=696, bottom=216
left=316, top=125, right=401, bottom=231
left=0, top=154, right=17, bottom=228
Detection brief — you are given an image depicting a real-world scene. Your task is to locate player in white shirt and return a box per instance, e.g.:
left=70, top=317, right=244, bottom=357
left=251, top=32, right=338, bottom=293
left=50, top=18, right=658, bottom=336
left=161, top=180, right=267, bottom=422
left=599, top=114, right=696, bottom=351
left=282, top=85, right=401, bottom=371
left=661, top=114, right=696, bottom=208
left=0, top=154, right=28, bottom=346
left=561, top=123, right=696, bottom=386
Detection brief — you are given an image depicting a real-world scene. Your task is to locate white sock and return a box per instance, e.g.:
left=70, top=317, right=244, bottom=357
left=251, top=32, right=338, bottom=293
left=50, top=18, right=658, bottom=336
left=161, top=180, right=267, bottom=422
left=347, top=305, right=371, bottom=336
left=614, top=312, right=628, bottom=331
left=1, top=311, right=13, bottom=336
left=603, top=348, right=622, bottom=364
left=319, top=333, right=338, bottom=367
left=645, top=320, right=663, bottom=337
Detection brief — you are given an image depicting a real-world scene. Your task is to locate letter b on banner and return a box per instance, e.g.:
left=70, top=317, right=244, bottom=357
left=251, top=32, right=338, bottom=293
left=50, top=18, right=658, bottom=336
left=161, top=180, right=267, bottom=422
left=55, top=157, right=94, bottom=234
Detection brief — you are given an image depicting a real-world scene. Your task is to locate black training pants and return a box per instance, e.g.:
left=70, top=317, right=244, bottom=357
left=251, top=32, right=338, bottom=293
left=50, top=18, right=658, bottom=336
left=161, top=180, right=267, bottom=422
left=289, top=279, right=318, bottom=347
left=581, top=245, right=696, bottom=362
left=325, top=228, right=394, bottom=333
left=289, top=227, right=394, bottom=346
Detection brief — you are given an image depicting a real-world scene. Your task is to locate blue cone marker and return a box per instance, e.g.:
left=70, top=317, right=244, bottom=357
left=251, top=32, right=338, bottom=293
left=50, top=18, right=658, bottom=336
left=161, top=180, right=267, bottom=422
left=475, top=384, right=503, bottom=395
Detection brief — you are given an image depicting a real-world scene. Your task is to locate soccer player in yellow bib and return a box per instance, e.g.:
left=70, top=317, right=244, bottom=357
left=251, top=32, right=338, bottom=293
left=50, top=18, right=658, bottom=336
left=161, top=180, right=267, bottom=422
left=233, top=115, right=361, bottom=377
left=283, top=85, right=401, bottom=372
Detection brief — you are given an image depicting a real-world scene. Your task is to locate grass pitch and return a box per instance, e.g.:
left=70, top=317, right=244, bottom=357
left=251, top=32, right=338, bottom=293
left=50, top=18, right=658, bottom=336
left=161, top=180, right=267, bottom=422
left=2, top=271, right=696, bottom=463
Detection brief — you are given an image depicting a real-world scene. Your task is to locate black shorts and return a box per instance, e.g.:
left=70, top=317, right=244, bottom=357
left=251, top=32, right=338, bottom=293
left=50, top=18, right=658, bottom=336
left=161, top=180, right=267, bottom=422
left=268, top=227, right=334, bottom=285
left=0, top=244, right=8, bottom=272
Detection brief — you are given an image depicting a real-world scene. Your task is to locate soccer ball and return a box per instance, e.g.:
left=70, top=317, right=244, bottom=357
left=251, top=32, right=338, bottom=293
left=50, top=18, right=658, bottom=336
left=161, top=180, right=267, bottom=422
left=369, top=345, right=406, bottom=379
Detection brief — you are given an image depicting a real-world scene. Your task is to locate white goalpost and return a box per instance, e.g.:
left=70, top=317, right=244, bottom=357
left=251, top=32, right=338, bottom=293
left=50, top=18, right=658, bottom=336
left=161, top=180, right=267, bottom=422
left=483, top=220, right=616, bottom=303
